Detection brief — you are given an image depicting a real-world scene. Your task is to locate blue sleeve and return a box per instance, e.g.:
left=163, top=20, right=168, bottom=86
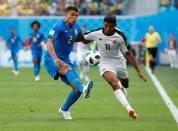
left=48, top=23, right=62, bottom=40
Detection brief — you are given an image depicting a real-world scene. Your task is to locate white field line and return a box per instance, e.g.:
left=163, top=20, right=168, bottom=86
left=146, top=67, right=178, bottom=124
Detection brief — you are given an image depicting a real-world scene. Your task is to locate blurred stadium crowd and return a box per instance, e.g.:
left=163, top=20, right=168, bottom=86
left=0, top=0, right=126, bottom=16
left=160, top=0, right=178, bottom=10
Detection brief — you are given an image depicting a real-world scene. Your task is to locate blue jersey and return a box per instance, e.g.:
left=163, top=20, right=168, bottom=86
left=29, top=31, right=45, bottom=52
left=7, top=34, right=22, bottom=52
left=47, top=21, right=82, bottom=63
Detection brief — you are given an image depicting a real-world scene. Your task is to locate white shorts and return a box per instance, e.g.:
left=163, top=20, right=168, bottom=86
left=99, top=64, right=128, bottom=79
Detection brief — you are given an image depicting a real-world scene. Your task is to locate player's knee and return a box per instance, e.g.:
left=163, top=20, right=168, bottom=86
left=33, top=59, right=39, bottom=64
left=13, top=57, right=17, bottom=61
left=58, top=67, right=70, bottom=76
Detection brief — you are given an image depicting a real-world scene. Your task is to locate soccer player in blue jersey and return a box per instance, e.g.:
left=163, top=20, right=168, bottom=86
left=44, top=6, right=93, bottom=120
left=29, top=21, right=45, bottom=81
left=7, top=27, right=23, bottom=76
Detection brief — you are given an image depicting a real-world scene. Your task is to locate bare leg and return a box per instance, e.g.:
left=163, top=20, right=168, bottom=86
left=103, top=71, right=138, bottom=119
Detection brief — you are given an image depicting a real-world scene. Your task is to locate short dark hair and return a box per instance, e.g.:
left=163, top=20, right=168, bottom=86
left=104, top=14, right=116, bottom=25
left=65, top=6, right=78, bottom=12
left=31, top=21, right=40, bottom=28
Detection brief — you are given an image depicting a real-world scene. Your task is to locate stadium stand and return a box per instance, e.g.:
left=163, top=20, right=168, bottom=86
left=159, top=0, right=178, bottom=11
left=0, top=0, right=127, bottom=16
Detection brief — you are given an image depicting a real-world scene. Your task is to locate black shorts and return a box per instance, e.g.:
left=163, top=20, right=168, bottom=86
left=147, top=48, right=157, bottom=58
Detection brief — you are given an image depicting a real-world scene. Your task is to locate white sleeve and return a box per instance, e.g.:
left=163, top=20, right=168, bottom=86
left=120, top=38, right=128, bottom=53
left=84, top=32, right=95, bottom=40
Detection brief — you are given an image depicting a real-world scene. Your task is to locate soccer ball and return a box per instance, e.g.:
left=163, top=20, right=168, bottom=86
left=85, top=50, right=101, bottom=65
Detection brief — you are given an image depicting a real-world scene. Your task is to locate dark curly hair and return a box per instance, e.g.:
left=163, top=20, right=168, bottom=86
left=31, top=21, right=40, bottom=29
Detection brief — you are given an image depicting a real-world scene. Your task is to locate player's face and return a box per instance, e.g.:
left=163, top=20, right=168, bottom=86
left=103, top=21, right=115, bottom=35
left=149, top=26, right=154, bottom=34
left=32, top=24, right=39, bottom=32
left=10, top=28, right=14, bottom=34
left=64, top=10, right=78, bottom=26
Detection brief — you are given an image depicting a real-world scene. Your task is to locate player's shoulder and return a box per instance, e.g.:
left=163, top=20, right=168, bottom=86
left=29, top=32, right=33, bottom=36
left=115, top=28, right=127, bottom=40
left=53, top=21, right=64, bottom=29
left=15, top=34, right=20, bottom=38
left=85, top=28, right=102, bottom=35
left=38, top=31, right=44, bottom=36
left=73, top=23, right=82, bottom=31
left=154, top=32, right=160, bottom=36
left=73, top=22, right=80, bottom=28
left=115, top=28, right=125, bottom=36
left=145, top=32, right=149, bottom=35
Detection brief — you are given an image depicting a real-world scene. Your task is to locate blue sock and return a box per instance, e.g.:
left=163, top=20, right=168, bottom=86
left=61, top=90, right=81, bottom=111
left=13, top=59, right=18, bottom=71
left=65, top=70, right=83, bottom=93
left=34, top=63, right=39, bottom=77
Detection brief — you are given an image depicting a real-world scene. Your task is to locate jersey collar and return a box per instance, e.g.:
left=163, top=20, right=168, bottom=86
left=102, top=28, right=115, bottom=36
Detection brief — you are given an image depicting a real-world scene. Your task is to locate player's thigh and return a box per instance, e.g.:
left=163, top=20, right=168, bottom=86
left=11, top=51, right=18, bottom=60
left=44, top=56, right=59, bottom=79
left=147, top=48, right=157, bottom=59
left=44, top=56, right=74, bottom=85
left=116, top=67, right=128, bottom=79
left=103, top=71, right=121, bottom=90
left=116, top=67, right=129, bottom=88
left=172, top=50, right=176, bottom=56
left=152, top=48, right=157, bottom=58
left=32, top=51, right=42, bottom=63
left=101, top=65, right=119, bottom=88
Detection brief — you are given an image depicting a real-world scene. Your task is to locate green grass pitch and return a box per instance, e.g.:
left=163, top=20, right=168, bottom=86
left=0, top=67, right=178, bottom=131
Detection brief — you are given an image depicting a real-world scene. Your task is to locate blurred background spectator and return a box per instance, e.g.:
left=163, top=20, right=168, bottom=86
left=0, top=0, right=126, bottom=16
left=159, top=0, right=178, bottom=11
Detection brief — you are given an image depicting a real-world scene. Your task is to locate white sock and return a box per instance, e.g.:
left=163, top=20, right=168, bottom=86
left=114, top=89, right=132, bottom=111
left=118, top=81, right=127, bottom=96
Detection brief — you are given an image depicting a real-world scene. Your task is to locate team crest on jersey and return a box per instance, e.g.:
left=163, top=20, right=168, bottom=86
left=33, top=37, right=37, bottom=42
left=49, top=30, right=55, bottom=35
left=113, top=40, right=117, bottom=44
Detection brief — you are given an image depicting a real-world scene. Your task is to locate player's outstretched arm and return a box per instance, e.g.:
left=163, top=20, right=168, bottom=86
left=47, top=38, right=71, bottom=75
left=46, top=38, right=62, bottom=67
left=124, top=51, right=147, bottom=82
left=76, top=35, right=93, bottom=44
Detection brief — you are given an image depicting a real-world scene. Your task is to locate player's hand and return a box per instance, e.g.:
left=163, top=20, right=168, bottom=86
left=54, top=58, right=71, bottom=75
left=24, top=47, right=29, bottom=51
left=137, top=71, right=147, bottom=82
left=54, top=58, right=63, bottom=67
left=59, top=63, right=71, bottom=75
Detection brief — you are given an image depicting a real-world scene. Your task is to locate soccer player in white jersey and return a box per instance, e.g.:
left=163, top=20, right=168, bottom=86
left=83, top=14, right=147, bottom=119
left=75, top=25, right=90, bottom=81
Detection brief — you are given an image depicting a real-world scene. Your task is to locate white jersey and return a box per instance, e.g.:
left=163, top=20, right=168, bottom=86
left=84, top=28, right=128, bottom=68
